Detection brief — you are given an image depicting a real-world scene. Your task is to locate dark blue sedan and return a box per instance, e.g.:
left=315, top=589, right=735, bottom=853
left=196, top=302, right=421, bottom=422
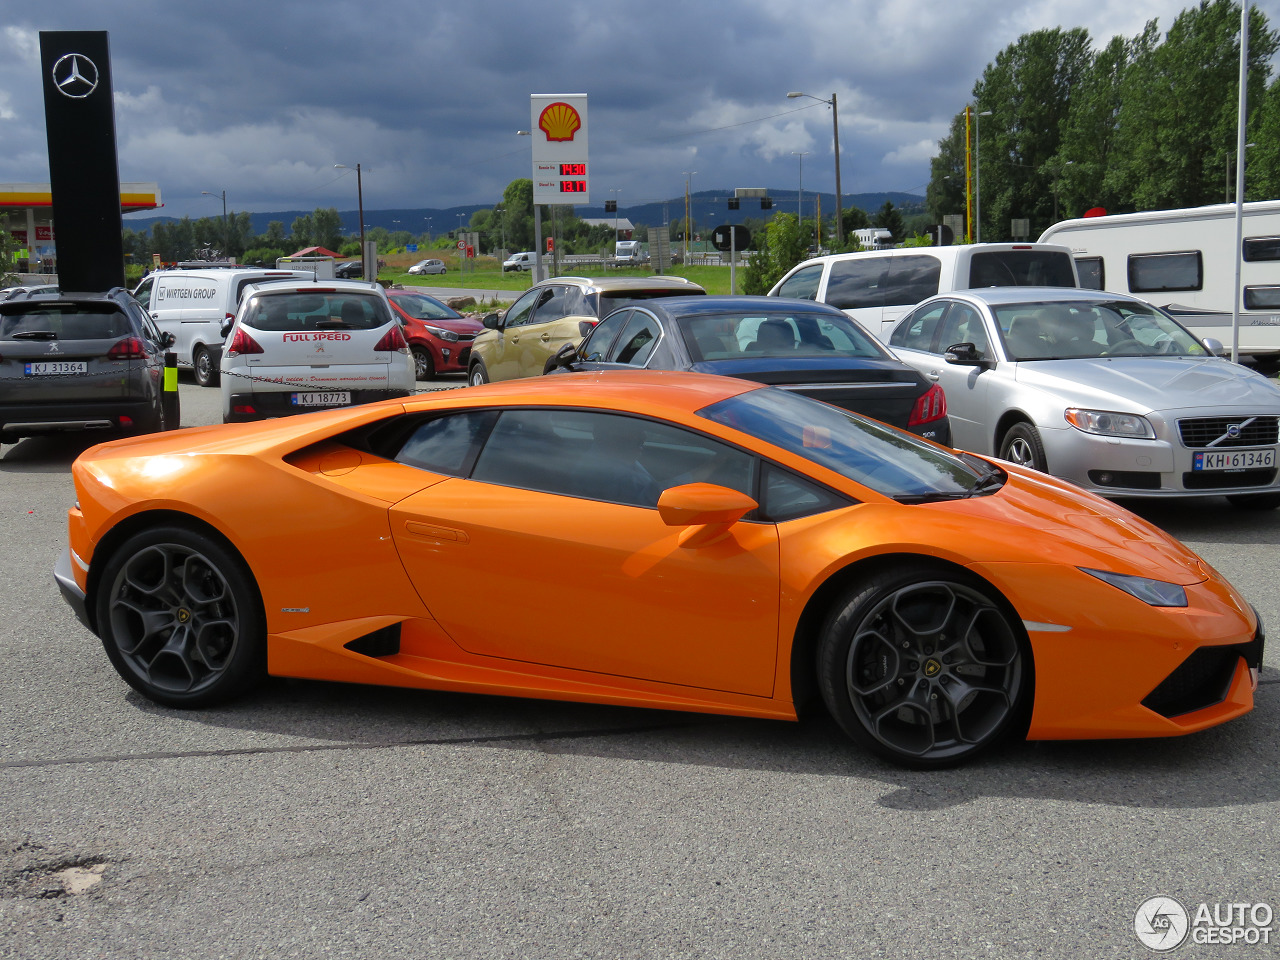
left=550, top=295, right=951, bottom=444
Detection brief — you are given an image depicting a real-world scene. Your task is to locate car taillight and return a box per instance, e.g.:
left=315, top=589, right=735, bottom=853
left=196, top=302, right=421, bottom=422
left=578, top=319, right=598, bottom=338
left=226, top=329, right=264, bottom=356
left=107, top=336, right=147, bottom=359
left=908, top=383, right=948, bottom=426
left=374, top=326, right=407, bottom=351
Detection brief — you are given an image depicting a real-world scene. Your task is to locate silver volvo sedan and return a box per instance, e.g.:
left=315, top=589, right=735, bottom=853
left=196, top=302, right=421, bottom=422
left=886, top=286, right=1280, bottom=509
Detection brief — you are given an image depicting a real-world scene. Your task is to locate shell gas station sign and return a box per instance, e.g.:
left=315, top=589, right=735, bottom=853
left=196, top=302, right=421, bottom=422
left=531, top=94, right=588, bottom=204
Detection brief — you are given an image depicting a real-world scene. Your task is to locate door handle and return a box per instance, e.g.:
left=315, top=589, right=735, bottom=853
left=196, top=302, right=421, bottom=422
left=539, top=333, right=551, bottom=342
left=404, top=520, right=469, bottom=543
left=926, top=370, right=941, bottom=381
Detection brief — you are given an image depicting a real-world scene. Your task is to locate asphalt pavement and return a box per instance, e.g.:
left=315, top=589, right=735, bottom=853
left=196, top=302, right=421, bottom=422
left=1, top=378, right=1277, bottom=959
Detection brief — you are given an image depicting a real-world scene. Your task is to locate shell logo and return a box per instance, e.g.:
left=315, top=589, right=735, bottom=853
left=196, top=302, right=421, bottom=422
left=539, top=102, right=581, bottom=142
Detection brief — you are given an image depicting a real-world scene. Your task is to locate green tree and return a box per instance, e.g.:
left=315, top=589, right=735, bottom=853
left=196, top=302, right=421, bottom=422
left=873, top=201, right=906, bottom=242
left=500, top=179, right=536, bottom=251
left=1, top=228, right=19, bottom=285
left=1249, top=74, right=1280, bottom=199
left=740, top=213, right=807, bottom=295
left=312, top=208, right=343, bottom=251
left=290, top=214, right=313, bottom=249
left=263, top=221, right=286, bottom=247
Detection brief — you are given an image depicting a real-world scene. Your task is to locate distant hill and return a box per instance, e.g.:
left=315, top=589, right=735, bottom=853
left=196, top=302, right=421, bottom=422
left=122, top=190, right=925, bottom=236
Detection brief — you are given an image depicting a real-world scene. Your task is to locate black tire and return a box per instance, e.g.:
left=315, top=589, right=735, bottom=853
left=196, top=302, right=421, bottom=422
left=1227, top=492, right=1280, bottom=510
left=468, top=361, right=489, bottom=386
left=817, top=565, right=1030, bottom=768
left=95, top=526, right=266, bottom=707
left=193, top=345, right=219, bottom=388
left=998, top=422, right=1047, bottom=473
left=412, top=346, right=435, bottom=382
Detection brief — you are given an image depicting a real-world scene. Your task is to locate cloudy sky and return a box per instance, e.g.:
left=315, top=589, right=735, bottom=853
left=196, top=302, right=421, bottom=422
left=3, top=0, right=1278, bottom=221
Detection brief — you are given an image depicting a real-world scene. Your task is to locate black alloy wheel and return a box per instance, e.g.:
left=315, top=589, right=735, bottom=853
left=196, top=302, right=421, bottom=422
left=818, top=567, right=1029, bottom=767
left=95, top=526, right=265, bottom=707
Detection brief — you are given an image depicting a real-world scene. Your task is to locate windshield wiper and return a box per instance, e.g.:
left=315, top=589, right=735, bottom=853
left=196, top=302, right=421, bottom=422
left=12, top=330, right=58, bottom=340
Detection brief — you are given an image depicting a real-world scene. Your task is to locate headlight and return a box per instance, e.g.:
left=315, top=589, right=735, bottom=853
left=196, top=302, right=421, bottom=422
left=423, top=325, right=460, bottom=341
left=1064, top=408, right=1155, bottom=439
left=1080, top=567, right=1187, bottom=607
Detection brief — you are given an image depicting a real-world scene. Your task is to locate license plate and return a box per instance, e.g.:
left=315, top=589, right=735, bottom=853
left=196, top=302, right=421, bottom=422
left=24, top=361, right=87, bottom=376
left=291, top=391, right=351, bottom=407
left=1192, top=448, right=1277, bottom=471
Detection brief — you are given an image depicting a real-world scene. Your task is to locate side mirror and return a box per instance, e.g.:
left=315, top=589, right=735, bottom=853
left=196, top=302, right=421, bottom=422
left=552, top=342, right=579, bottom=370
left=658, top=483, right=758, bottom=548
left=220, top=319, right=234, bottom=339
left=944, top=342, right=991, bottom=368
left=1201, top=337, right=1225, bottom=356
left=160, top=331, right=176, bottom=348
left=482, top=313, right=501, bottom=330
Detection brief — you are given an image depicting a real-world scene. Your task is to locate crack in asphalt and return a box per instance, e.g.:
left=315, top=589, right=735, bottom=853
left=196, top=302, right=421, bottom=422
left=0, top=720, right=703, bottom=771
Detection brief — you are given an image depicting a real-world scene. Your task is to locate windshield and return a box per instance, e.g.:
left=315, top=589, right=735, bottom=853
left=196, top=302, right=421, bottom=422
left=680, top=310, right=887, bottom=362
left=392, top=294, right=460, bottom=321
left=699, top=387, right=998, bottom=502
left=995, top=300, right=1209, bottom=361
left=596, top=288, right=705, bottom=316
left=243, top=292, right=392, bottom=331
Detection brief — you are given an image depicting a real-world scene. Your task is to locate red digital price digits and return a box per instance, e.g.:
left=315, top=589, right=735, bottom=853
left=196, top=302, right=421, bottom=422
left=559, top=163, right=586, bottom=176
left=559, top=180, right=587, bottom=193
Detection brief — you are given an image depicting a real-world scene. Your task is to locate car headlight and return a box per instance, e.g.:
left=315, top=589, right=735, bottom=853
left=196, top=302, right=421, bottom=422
left=1080, top=567, right=1187, bottom=607
left=1064, top=408, right=1155, bottom=439
left=423, top=325, right=460, bottom=341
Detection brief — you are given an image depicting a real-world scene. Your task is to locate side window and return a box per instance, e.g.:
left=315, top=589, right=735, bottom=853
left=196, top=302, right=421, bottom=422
left=395, top=411, right=499, bottom=476
left=472, top=410, right=755, bottom=509
left=132, top=277, right=155, bottom=308
left=1244, top=286, right=1280, bottom=310
left=563, top=286, right=589, bottom=317
left=502, top=289, right=542, bottom=328
left=1128, top=251, right=1203, bottom=293
left=580, top=310, right=631, bottom=361
left=936, top=302, right=991, bottom=357
left=1243, top=237, right=1280, bottom=262
left=882, top=255, right=941, bottom=306
left=825, top=258, right=888, bottom=310
left=890, top=302, right=947, bottom=351
left=1076, top=257, right=1104, bottom=290
left=609, top=311, right=661, bottom=366
left=760, top=463, right=850, bottom=522
left=531, top=285, right=569, bottom=323
left=776, top=264, right=824, bottom=300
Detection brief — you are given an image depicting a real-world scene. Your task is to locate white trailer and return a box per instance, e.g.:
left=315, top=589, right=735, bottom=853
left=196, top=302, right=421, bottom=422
left=1038, top=200, right=1280, bottom=361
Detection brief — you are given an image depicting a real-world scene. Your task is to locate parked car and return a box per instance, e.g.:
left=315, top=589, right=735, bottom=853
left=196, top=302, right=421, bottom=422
left=131, top=265, right=311, bottom=387
left=502, top=252, right=537, bottom=272
left=407, top=258, right=447, bottom=276
left=0, top=287, right=179, bottom=440
left=58, top=370, right=1263, bottom=767
left=886, top=286, right=1280, bottom=507
left=1, top=283, right=60, bottom=302
left=334, top=261, right=363, bottom=279
left=468, top=275, right=705, bottom=385
left=220, top=279, right=414, bottom=422
left=386, top=289, right=484, bottom=380
left=551, top=295, right=950, bottom=444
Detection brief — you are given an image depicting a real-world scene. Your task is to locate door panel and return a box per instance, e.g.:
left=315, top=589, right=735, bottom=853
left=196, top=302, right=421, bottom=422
left=390, top=478, right=780, bottom=696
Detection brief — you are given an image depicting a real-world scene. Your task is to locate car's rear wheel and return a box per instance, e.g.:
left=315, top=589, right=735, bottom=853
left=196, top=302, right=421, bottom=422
left=95, top=526, right=265, bottom=707
left=1227, top=492, right=1280, bottom=510
left=193, top=345, right=219, bottom=388
left=817, top=566, right=1029, bottom=768
left=468, top=361, right=489, bottom=386
left=412, top=346, right=435, bottom=381
left=998, top=422, right=1047, bottom=472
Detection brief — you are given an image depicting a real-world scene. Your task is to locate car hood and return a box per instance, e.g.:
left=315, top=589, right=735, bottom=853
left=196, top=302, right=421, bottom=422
left=1013, top=356, right=1280, bottom=414
left=409, top=314, right=483, bottom=334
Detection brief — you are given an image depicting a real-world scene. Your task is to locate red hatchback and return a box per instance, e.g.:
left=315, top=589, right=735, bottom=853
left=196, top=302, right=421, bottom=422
left=387, top=290, right=486, bottom=380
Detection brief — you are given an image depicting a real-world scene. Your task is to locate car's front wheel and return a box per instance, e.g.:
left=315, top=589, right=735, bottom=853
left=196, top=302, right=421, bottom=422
left=95, top=526, right=266, bottom=707
left=193, top=345, right=219, bottom=388
left=817, top=566, right=1029, bottom=768
left=998, top=422, right=1047, bottom=472
left=412, top=346, right=435, bottom=381
left=468, top=361, right=490, bottom=386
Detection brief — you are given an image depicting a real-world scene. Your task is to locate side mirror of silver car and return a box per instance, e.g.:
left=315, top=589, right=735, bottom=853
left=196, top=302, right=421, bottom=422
left=944, top=342, right=993, bottom=369
left=1201, top=337, right=1225, bottom=356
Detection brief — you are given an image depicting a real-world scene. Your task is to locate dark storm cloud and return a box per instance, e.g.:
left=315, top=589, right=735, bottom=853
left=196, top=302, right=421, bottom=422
left=2, top=0, right=1277, bottom=219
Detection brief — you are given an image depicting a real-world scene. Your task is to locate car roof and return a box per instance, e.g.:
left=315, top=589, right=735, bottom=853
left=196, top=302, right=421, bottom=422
left=934, top=286, right=1147, bottom=308
left=634, top=295, right=852, bottom=319
left=243, top=278, right=387, bottom=296
left=539, top=275, right=705, bottom=294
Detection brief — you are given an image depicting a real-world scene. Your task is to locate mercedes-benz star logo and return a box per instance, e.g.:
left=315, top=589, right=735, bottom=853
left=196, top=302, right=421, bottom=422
left=51, top=53, right=99, bottom=99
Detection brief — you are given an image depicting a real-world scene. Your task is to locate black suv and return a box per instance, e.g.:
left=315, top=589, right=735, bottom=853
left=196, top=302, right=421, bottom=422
left=0, top=287, right=179, bottom=441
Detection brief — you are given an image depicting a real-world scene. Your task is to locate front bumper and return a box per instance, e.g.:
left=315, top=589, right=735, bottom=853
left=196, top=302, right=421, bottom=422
left=55, top=545, right=92, bottom=630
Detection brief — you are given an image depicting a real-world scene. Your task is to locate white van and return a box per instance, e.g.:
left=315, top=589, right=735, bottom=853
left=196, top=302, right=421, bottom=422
left=614, top=240, right=648, bottom=263
left=1038, top=201, right=1280, bottom=362
left=767, top=242, right=1079, bottom=341
left=131, top=266, right=310, bottom=386
left=503, top=252, right=537, bottom=272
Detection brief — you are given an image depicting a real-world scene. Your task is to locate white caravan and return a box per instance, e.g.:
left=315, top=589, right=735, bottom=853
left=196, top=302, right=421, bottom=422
left=1038, top=200, right=1280, bottom=361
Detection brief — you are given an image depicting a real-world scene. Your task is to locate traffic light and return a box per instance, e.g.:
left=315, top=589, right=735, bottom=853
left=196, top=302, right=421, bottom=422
left=728, top=198, right=740, bottom=210
left=760, top=197, right=773, bottom=210
left=604, top=200, right=617, bottom=212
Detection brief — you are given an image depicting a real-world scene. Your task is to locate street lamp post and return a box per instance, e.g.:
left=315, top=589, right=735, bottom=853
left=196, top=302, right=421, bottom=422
left=425, top=217, right=432, bottom=246
left=200, top=190, right=227, bottom=259
left=791, top=151, right=809, bottom=241
left=681, top=171, right=697, bottom=264
left=333, top=163, right=365, bottom=278
left=610, top=188, right=621, bottom=241
left=973, top=110, right=992, bottom=243
left=787, top=92, right=843, bottom=244
left=1227, top=143, right=1256, bottom=201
